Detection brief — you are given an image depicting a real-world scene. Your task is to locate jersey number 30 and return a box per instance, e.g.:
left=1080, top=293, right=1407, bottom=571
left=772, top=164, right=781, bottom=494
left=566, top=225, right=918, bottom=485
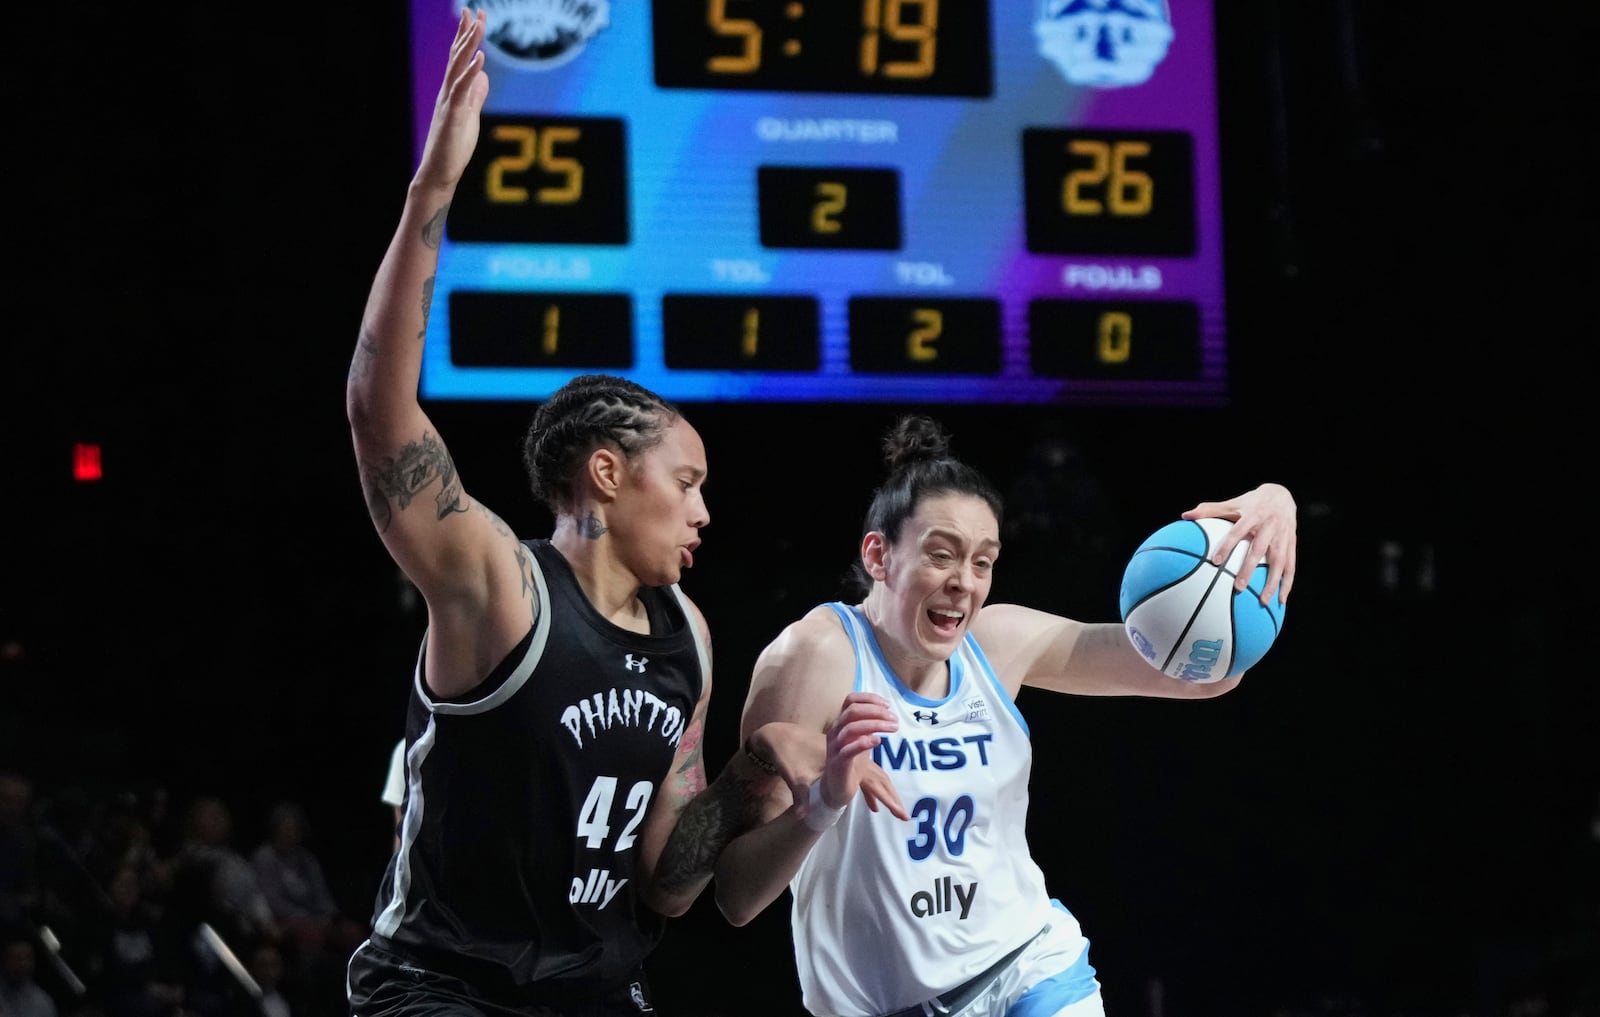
left=906, top=793, right=976, bottom=861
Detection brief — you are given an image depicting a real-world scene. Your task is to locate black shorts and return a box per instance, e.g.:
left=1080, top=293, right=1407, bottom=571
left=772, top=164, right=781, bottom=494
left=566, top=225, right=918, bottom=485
left=346, top=939, right=657, bottom=1017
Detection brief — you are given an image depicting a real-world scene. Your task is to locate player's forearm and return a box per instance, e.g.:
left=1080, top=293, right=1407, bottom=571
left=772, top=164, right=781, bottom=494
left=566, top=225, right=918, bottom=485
left=347, top=183, right=455, bottom=427
left=642, top=751, right=772, bottom=917
left=711, top=806, right=822, bottom=927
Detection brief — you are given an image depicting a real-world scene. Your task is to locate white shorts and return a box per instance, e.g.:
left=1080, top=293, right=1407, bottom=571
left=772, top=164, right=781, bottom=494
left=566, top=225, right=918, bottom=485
left=890, top=900, right=1104, bottom=1017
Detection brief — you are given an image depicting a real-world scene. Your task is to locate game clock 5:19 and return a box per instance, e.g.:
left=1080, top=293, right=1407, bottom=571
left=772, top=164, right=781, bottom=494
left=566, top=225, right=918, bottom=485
left=652, top=0, right=992, bottom=97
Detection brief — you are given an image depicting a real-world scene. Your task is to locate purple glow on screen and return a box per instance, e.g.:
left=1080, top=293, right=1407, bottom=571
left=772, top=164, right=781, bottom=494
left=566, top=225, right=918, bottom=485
left=409, top=0, right=1227, bottom=405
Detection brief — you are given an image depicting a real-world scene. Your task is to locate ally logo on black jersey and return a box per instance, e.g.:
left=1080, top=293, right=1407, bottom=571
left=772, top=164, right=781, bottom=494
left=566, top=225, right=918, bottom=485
left=571, top=866, right=628, bottom=909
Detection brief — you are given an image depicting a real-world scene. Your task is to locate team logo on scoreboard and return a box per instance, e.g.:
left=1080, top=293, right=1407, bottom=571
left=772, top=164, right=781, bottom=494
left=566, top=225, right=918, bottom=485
left=1034, top=0, right=1175, bottom=88
left=461, top=0, right=610, bottom=71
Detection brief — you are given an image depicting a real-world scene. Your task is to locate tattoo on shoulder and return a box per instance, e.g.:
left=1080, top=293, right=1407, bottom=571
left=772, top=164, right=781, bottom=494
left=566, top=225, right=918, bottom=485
left=363, top=431, right=468, bottom=530
left=579, top=512, right=608, bottom=540
left=474, top=501, right=514, bottom=537
left=514, top=542, right=540, bottom=625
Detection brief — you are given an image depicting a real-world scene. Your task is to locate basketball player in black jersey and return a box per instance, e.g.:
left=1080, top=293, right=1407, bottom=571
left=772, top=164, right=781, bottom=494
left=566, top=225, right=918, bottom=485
left=342, top=11, right=903, bottom=1015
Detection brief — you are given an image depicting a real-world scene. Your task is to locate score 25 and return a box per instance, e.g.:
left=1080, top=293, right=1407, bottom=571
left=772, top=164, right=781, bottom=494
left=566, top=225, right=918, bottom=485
left=448, top=115, right=629, bottom=245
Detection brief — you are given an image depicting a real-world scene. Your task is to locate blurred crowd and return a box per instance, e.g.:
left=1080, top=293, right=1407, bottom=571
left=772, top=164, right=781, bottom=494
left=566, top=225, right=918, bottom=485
left=3, top=764, right=1596, bottom=1017
left=0, top=769, right=365, bottom=1017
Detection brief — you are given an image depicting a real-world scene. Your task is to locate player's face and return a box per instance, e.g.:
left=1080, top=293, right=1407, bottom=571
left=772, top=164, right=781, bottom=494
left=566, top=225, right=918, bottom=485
left=611, top=417, right=709, bottom=587
left=874, top=492, right=999, bottom=667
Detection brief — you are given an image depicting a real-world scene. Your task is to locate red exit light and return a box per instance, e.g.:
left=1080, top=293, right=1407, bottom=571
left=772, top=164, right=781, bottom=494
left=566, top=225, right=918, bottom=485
left=73, top=443, right=103, bottom=482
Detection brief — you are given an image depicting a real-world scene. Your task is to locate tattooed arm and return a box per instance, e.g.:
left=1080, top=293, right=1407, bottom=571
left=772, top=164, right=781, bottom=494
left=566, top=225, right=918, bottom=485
left=345, top=11, right=528, bottom=698
left=633, top=600, right=887, bottom=918
left=633, top=596, right=776, bottom=918
left=639, top=719, right=835, bottom=919
left=633, top=670, right=721, bottom=919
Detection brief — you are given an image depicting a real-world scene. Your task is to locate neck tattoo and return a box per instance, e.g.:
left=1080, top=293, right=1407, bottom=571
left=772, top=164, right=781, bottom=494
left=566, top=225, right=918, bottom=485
left=579, top=513, right=608, bottom=540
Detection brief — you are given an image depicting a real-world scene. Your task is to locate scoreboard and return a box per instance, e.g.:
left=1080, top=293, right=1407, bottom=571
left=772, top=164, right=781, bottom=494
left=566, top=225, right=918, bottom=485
left=410, top=0, right=1227, bottom=405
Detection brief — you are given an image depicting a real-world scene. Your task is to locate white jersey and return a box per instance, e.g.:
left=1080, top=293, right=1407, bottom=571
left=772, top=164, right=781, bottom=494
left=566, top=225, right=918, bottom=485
left=790, top=603, right=1059, bottom=1017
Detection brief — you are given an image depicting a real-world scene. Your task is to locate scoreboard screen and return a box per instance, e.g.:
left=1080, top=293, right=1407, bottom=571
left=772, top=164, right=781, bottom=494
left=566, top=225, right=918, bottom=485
left=410, top=0, right=1227, bottom=405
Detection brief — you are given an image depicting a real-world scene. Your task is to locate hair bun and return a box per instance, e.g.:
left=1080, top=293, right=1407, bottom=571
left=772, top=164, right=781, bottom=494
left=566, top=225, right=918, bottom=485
left=882, top=414, right=950, bottom=473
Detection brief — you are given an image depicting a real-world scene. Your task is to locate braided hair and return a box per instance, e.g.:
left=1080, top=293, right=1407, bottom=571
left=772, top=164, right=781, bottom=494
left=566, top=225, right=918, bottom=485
left=847, top=415, right=1004, bottom=596
left=521, top=375, right=681, bottom=513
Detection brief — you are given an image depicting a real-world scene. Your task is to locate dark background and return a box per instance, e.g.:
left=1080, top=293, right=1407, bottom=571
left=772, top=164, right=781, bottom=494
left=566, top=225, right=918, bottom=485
left=3, top=4, right=1593, bottom=1016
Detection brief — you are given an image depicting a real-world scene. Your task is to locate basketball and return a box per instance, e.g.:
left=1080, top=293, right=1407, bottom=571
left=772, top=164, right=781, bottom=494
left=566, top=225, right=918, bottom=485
left=1119, top=517, right=1287, bottom=682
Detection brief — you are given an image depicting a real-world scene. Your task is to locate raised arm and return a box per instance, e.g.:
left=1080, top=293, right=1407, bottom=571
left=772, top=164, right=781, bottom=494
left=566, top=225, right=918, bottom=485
left=346, top=11, right=531, bottom=696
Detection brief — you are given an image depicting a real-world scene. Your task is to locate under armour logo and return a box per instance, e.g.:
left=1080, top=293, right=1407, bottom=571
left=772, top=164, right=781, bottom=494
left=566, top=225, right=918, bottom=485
left=912, top=710, right=939, bottom=725
left=623, top=654, right=648, bottom=673
left=629, top=980, right=654, bottom=1012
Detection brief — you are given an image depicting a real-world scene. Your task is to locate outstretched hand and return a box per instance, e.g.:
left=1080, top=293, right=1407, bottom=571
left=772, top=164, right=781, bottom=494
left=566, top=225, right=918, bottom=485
left=416, top=9, right=490, bottom=194
left=1182, top=482, right=1297, bottom=606
left=817, top=693, right=908, bottom=821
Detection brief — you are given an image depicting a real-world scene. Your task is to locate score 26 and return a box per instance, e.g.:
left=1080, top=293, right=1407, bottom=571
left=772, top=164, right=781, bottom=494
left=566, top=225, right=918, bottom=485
left=1022, top=128, right=1195, bottom=256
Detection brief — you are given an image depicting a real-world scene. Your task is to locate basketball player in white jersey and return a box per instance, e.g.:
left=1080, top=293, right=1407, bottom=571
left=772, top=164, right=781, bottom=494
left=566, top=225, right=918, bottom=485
left=713, top=416, right=1297, bottom=1017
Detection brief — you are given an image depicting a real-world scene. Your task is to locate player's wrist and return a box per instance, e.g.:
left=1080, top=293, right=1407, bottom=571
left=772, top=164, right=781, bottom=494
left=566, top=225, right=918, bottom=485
left=802, top=779, right=846, bottom=833
left=407, top=174, right=461, bottom=207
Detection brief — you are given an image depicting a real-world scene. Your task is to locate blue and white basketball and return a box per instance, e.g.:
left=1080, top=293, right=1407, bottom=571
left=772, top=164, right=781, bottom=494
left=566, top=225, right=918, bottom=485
left=1119, top=517, right=1287, bottom=682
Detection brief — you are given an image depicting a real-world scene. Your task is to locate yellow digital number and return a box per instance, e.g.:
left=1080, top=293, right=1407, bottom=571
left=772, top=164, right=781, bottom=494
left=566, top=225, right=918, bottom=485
left=907, top=308, right=942, bottom=362
left=812, top=182, right=847, bottom=234
left=487, top=126, right=535, bottom=203
left=708, top=0, right=761, bottom=74
left=861, top=0, right=938, bottom=80
left=537, top=127, right=582, bottom=204
left=1063, top=139, right=1153, bottom=217
left=1096, top=311, right=1132, bottom=363
left=487, top=125, right=583, bottom=206
left=542, top=305, right=560, bottom=355
left=741, top=308, right=760, bottom=358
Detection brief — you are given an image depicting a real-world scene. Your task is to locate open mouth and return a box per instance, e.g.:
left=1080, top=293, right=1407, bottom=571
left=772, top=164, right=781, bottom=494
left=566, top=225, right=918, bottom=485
left=927, top=608, right=964, bottom=635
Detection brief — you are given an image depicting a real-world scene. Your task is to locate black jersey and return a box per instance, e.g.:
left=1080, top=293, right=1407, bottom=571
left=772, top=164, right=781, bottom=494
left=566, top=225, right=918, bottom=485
left=367, top=539, right=707, bottom=1005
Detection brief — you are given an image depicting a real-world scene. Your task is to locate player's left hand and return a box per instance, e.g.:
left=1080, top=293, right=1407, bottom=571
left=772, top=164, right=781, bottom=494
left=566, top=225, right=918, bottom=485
left=1182, top=482, right=1297, bottom=606
left=818, top=693, right=908, bottom=821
